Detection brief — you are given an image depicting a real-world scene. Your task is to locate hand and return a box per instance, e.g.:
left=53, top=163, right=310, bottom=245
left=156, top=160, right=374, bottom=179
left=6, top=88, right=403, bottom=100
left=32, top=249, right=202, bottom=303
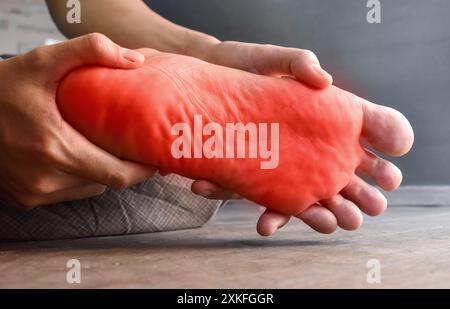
left=191, top=41, right=413, bottom=236
left=0, top=33, right=156, bottom=209
left=203, top=41, right=333, bottom=88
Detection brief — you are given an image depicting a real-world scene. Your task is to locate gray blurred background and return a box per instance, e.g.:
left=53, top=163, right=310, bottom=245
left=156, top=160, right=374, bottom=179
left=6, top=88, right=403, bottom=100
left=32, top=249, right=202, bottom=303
left=147, top=0, right=450, bottom=186
left=1, top=0, right=448, bottom=186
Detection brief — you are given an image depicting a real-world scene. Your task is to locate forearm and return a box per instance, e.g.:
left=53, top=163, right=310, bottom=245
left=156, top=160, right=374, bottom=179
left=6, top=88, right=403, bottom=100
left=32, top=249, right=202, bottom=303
left=45, top=0, right=220, bottom=59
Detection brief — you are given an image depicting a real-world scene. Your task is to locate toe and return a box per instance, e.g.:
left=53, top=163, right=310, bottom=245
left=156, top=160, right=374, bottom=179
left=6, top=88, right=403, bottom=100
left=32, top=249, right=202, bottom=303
left=360, top=98, right=414, bottom=157
left=296, top=204, right=338, bottom=234
left=342, top=175, right=388, bottom=216
left=358, top=150, right=403, bottom=191
left=257, top=209, right=291, bottom=236
left=320, top=195, right=363, bottom=231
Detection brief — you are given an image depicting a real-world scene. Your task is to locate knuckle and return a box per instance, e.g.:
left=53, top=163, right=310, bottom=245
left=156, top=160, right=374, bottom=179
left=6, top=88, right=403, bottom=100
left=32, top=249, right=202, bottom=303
left=26, top=176, right=55, bottom=195
left=85, top=32, right=115, bottom=59
left=86, top=32, right=108, bottom=46
left=25, top=46, right=50, bottom=71
left=258, top=44, right=282, bottom=56
left=35, top=137, right=63, bottom=164
left=301, top=49, right=318, bottom=61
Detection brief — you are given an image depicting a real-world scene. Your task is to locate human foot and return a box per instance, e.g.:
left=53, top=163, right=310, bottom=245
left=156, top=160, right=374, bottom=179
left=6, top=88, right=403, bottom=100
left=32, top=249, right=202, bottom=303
left=191, top=42, right=413, bottom=235
left=57, top=49, right=413, bottom=218
left=193, top=98, right=413, bottom=235
left=255, top=98, right=413, bottom=235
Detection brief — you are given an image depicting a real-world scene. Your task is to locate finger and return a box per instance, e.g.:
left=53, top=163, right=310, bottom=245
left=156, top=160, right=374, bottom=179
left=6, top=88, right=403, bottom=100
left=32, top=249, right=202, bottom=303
left=11, top=183, right=106, bottom=209
left=296, top=204, right=338, bottom=234
left=24, top=168, right=102, bottom=195
left=134, top=48, right=160, bottom=58
left=256, top=209, right=291, bottom=236
left=342, top=175, right=388, bottom=216
left=28, top=33, right=145, bottom=80
left=357, top=149, right=403, bottom=191
left=289, top=50, right=333, bottom=88
left=253, top=46, right=332, bottom=88
left=320, top=195, right=363, bottom=231
left=42, top=183, right=107, bottom=205
left=191, top=180, right=241, bottom=200
left=360, top=97, right=414, bottom=157
left=58, top=122, right=157, bottom=190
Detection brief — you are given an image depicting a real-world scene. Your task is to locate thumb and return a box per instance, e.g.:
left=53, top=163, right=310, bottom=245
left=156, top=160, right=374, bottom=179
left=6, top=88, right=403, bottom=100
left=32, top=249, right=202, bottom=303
left=252, top=46, right=333, bottom=89
left=27, top=33, right=144, bottom=80
left=289, top=51, right=333, bottom=89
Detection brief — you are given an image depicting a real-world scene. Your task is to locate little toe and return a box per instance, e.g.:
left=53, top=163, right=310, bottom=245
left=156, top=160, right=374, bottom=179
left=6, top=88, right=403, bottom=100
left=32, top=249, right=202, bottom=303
left=360, top=98, right=414, bottom=157
left=257, top=209, right=291, bottom=236
left=320, top=195, right=363, bottom=231
left=342, top=175, right=388, bottom=216
left=296, top=204, right=338, bottom=234
left=358, top=150, right=403, bottom=191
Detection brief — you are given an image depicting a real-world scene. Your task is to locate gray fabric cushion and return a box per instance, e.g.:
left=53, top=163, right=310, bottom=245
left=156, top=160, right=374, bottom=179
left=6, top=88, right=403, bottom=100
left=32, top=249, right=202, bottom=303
left=0, top=173, right=220, bottom=242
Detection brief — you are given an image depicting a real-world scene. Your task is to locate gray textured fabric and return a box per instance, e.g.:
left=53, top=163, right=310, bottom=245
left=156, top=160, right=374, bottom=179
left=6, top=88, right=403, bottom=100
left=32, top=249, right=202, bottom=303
left=0, top=173, right=221, bottom=242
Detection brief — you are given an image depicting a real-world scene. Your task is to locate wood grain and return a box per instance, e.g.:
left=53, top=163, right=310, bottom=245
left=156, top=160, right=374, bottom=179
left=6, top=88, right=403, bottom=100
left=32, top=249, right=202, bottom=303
left=0, top=200, right=449, bottom=288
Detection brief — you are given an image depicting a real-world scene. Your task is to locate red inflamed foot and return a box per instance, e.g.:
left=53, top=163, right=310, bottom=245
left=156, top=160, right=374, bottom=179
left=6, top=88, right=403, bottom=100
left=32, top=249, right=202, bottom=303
left=57, top=48, right=413, bottom=217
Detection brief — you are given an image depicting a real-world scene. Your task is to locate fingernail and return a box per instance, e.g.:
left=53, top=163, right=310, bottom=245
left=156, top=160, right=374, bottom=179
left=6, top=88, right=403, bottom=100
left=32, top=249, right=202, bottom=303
left=201, top=189, right=213, bottom=198
left=231, top=193, right=241, bottom=199
left=121, top=49, right=144, bottom=63
left=277, top=222, right=286, bottom=230
left=312, top=65, right=333, bottom=83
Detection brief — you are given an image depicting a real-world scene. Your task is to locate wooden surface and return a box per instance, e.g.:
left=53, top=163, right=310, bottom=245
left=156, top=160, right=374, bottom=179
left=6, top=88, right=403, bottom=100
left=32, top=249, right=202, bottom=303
left=1, top=201, right=450, bottom=288
left=384, top=185, right=450, bottom=206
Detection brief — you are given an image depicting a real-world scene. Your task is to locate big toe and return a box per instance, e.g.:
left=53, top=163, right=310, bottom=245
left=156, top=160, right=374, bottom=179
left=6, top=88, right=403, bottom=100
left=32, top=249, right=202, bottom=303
left=360, top=98, right=414, bottom=157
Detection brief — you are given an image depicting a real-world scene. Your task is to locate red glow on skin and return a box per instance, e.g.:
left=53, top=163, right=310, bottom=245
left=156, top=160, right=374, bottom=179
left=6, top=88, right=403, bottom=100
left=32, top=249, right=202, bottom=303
left=57, top=49, right=364, bottom=216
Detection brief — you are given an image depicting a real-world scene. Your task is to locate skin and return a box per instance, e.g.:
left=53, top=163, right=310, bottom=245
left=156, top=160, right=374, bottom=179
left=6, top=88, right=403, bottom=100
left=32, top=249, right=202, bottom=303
left=13, top=0, right=411, bottom=236
left=0, top=34, right=156, bottom=208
